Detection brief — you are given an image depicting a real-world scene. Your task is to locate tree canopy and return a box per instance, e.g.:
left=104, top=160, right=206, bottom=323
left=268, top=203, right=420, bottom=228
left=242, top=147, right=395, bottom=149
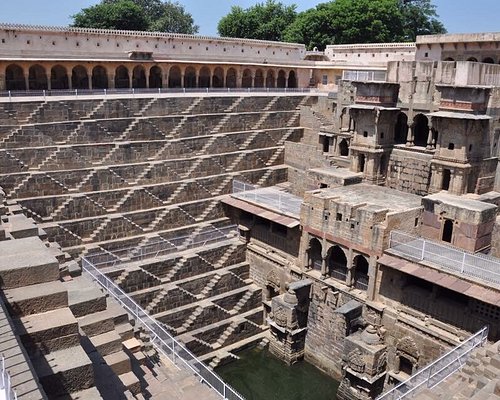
left=217, top=0, right=446, bottom=50
left=72, top=0, right=199, bottom=34
left=217, top=0, right=297, bottom=42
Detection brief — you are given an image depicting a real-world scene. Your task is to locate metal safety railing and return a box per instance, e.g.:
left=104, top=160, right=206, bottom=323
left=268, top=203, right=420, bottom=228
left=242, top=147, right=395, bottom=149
left=85, top=225, right=237, bottom=269
left=81, top=258, right=244, bottom=400
left=0, top=355, right=17, bottom=400
left=0, top=87, right=315, bottom=101
left=342, top=70, right=387, bottom=82
left=377, top=326, right=489, bottom=400
left=232, top=180, right=259, bottom=194
left=388, top=230, right=500, bottom=286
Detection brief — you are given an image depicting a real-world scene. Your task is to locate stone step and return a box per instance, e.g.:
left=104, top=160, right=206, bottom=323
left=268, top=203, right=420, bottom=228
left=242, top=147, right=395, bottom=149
left=115, top=322, right=135, bottom=341
left=16, top=307, right=79, bottom=354
left=78, top=308, right=117, bottom=337
left=119, top=371, right=141, bottom=395
left=54, top=386, right=104, bottom=400
left=88, top=330, right=123, bottom=357
left=103, top=350, right=132, bottom=376
left=65, top=278, right=107, bottom=318
left=4, top=280, right=68, bottom=317
left=32, top=345, right=94, bottom=397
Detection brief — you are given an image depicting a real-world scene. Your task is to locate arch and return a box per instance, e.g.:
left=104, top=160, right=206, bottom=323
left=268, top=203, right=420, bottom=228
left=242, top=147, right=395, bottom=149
left=482, top=57, right=495, bottom=64
left=308, top=238, right=323, bottom=271
left=28, top=64, right=48, bottom=90
left=168, top=66, right=182, bottom=88
left=466, top=57, right=478, bottom=62
left=443, top=57, right=455, bottom=61
left=50, top=65, right=68, bottom=90
left=212, top=67, right=224, bottom=88
left=226, top=68, right=237, bottom=88
left=394, top=112, right=408, bottom=144
left=149, top=66, right=162, bottom=88
left=339, top=138, right=349, bottom=156
left=132, top=65, right=146, bottom=88
left=277, top=70, right=286, bottom=88
left=92, top=65, right=108, bottom=89
left=288, top=70, right=297, bottom=88
left=5, top=64, right=26, bottom=91
left=184, top=66, right=196, bottom=88
left=413, top=114, right=428, bottom=147
left=254, top=69, right=264, bottom=88
left=198, top=66, right=211, bottom=88
left=115, top=65, right=130, bottom=89
left=328, top=245, right=348, bottom=281
left=442, top=219, right=453, bottom=243
left=241, top=69, right=252, bottom=88
left=353, top=255, right=369, bottom=290
left=71, top=66, right=88, bottom=90
left=265, top=70, right=275, bottom=88
left=359, top=154, right=366, bottom=173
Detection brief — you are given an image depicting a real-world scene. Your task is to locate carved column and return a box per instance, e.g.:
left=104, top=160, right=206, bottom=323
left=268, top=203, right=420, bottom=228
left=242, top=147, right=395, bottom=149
left=426, top=126, right=434, bottom=149
left=406, top=123, right=415, bottom=146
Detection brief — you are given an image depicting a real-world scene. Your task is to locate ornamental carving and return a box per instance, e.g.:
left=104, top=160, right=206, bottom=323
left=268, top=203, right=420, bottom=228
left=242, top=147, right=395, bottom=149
left=397, top=336, right=420, bottom=359
left=273, top=306, right=287, bottom=327
left=377, top=351, right=387, bottom=374
left=266, top=270, right=280, bottom=291
left=348, top=348, right=365, bottom=373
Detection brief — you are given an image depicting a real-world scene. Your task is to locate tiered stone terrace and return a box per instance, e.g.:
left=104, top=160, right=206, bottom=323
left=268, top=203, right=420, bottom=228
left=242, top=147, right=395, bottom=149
left=0, top=92, right=314, bottom=364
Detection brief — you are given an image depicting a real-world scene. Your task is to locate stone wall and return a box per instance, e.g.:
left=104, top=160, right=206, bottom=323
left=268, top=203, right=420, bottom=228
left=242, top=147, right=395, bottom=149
left=386, top=148, right=432, bottom=196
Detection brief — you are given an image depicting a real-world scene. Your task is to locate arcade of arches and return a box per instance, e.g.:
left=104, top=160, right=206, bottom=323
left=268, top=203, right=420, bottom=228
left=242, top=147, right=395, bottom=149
left=306, top=238, right=370, bottom=291
left=1, top=62, right=299, bottom=91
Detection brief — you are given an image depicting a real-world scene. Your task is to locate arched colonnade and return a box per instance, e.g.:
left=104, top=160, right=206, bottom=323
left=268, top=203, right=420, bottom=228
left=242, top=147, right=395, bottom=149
left=2, top=62, right=299, bottom=91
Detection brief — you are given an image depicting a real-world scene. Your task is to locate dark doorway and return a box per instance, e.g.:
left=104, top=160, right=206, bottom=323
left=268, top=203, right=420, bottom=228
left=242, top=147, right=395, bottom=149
left=322, top=136, right=330, bottom=153
left=394, top=112, right=408, bottom=144
left=442, top=219, right=453, bottom=243
left=339, top=139, right=349, bottom=156
left=442, top=169, right=451, bottom=190
left=413, top=114, right=429, bottom=147
left=359, top=154, right=365, bottom=173
left=399, top=356, right=414, bottom=376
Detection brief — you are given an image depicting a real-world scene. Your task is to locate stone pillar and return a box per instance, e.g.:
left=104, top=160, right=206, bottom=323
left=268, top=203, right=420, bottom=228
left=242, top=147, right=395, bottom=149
left=346, top=248, right=354, bottom=287
left=24, top=74, right=30, bottom=91
left=366, top=256, right=377, bottom=301
left=426, top=126, right=434, bottom=149
left=145, top=70, right=150, bottom=89
left=128, top=73, right=133, bottom=89
left=195, top=71, right=199, bottom=88
left=180, top=73, right=185, bottom=88
left=107, top=73, right=115, bottom=89
left=162, top=70, right=169, bottom=88
left=0, top=74, right=5, bottom=91
left=47, top=74, right=52, bottom=91
left=251, top=71, right=256, bottom=88
left=236, top=71, right=242, bottom=88
left=406, top=123, right=415, bottom=146
left=350, top=151, right=359, bottom=173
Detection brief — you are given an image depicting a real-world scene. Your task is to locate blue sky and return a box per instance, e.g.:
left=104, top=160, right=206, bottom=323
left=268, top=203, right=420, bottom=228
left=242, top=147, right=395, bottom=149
left=1, top=0, right=499, bottom=37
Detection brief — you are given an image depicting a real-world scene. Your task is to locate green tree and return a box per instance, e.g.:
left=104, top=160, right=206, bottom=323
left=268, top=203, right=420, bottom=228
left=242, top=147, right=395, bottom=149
left=72, top=0, right=149, bottom=31
left=217, top=0, right=297, bottom=42
left=72, top=0, right=198, bottom=34
left=399, top=0, right=446, bottom=41
left=284, top=0, right=404, bottom=50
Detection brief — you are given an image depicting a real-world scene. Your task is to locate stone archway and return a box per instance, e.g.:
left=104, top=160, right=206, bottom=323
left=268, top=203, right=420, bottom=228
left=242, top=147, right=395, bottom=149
left=72, top=65, right=89, bottom=90
left=50, top=65, right=69, bottom=90
left=394, top=112, right=408, bottom=144
left=242, top=69, right=252, bottom=88
left=212, top=67, right=224, bottom=88
left=413, top=114, right=429, bottom=147
left=482, top=57, right=494, bottom=64
left=92, top=65, right=108, bottom=89
left=198, top=66, right=211, bottom=88
left=254, top=69, right=264, bottom=88
left=308, top=238, right=322, bottom=271
left=277, top=70, right=286, bottom=88
left=288, top=70, right=297, bottom=88
left=149, top=66, right=162, bottom=88
left=328, top=245, right=348, bottom=282
left=115, top=65, right=130, bottom=89
left=184, top=66, right=196, bottom=88
left=132, top=65, right=146, bottom=88
left=266, top=70, right=275, bottom=88
left=28, top=64, right=48, bottom=90
left=226, top=68, right=237, bottom=88
left=266, top=270, right=281, bottom=300
left=5, top=64, right=26, bottom=91
left=339, top=138, right=349, bottom=156
left=168, top=66, right=182, bottom=88
left=353, top=255, right=369, bottom=290
left=396, top=336, right=420, bottom=375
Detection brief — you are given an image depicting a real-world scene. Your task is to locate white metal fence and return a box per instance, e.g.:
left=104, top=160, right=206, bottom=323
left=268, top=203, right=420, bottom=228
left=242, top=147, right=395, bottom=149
left=232, top=180, right=259, bottom=194
left=0, top=87, right=315, bottom=101
left=388, top=230, right=500, bottom=286
left=85, top=225, right=237, bottom=269
left=82, top=258, right=244, bottom=400
left=342, top=70, right=387, bottom=82
left=377, top=326, right=489, bottom=400
left=0, top=356, right=17, bottom=400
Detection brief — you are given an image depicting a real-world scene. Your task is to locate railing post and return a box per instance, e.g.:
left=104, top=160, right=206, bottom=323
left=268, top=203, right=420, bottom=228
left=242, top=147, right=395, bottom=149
left=461, top=252, right=466, bottom=273
left=8, top=90, right=11, bottom=102
left=421, top=239, right=426, bottom=260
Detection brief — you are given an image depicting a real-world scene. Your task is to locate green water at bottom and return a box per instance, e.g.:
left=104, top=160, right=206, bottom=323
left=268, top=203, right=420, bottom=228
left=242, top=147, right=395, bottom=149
left=215, top=347, right=339, bottom=400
